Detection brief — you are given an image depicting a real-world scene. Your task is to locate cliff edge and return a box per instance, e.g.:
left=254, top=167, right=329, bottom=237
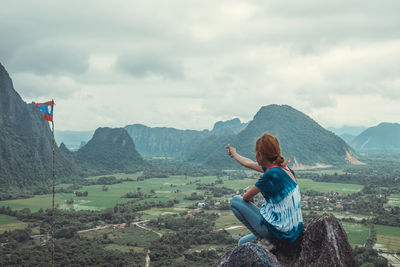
left=215, top=214, right=357, bottom=267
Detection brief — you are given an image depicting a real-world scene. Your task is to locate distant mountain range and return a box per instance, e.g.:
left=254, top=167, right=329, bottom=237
left=58, top=105, right=362, bottom=168
left=329, top=123, right=400, bottom=152
left=124, top=118, right=248, bottom=159
left=350, top=123, right=400, bottom=152
left=124, top=124, right=208, bottom=159
left=123, top=105, right=356, bottom=168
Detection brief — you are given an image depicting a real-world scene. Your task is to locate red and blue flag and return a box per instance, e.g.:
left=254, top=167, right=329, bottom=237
left=35, top=100, right=54, bottom=121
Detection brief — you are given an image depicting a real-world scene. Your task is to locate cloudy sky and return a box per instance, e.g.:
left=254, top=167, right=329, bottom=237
left=1, top=0, right=399, bottom=131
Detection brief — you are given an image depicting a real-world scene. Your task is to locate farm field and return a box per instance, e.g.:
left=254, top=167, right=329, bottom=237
left=302, top=210, right=372, bottom=221
left=386, top=194, right=400, bottom=207
left=80, top=224, right=160, bottom=248
left=341, top=222, right=370, bottom=247
left=0, top=174, right=363, bottom=212
left=0, top=214, right=16, bottom=225
left=296, top=178, right=363, bottom=194
left=0, top=174, right=362, bottom=212
left=0, top=214, right=28, bottom=233
left=374, top=224, right=400, bottom=252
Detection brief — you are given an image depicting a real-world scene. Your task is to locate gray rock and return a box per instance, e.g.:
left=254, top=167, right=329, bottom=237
left=216, top=241, right=282, bottom=267
left=215, top=214, right=358, bottom=267
left=0, top=62, right=79, bottom=188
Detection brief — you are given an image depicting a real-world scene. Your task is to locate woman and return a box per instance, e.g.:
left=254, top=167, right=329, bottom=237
left=226, top=133, right=303, bottom=249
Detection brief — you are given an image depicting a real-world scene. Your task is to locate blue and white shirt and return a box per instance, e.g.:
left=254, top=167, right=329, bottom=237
left=255, top=167, right=303, bottom=242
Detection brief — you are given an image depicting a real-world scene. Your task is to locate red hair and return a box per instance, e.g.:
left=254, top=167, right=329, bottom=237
left=255, top=133, right=285, bottom=167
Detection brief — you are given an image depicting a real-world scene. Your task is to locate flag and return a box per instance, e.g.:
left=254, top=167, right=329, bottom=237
left=35, top=100, right=54, bottom=121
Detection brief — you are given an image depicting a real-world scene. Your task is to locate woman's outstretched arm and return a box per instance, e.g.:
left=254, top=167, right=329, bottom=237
left=226, top=144, right=264, bottom=173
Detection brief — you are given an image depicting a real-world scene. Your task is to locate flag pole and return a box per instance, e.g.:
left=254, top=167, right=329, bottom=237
left=50, top=100, right=55, bottom=267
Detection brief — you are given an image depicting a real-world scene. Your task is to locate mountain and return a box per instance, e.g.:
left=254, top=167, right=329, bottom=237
left=211, top=118, right=248, bottom=136
left=124, top=119, right=248, bottom=159
left=0, top=63, right=79, bottom=190
left=340, top=133, right=356, bottom=145
left=75, top=127, right=145, bottom=172
left=186, top=134, right=235, bottom=163
left=351, top=122, right=400, bottom=152
left=189, top=105, right=354, bottom=168
left=327, top=126, right=367, bottom=136
left=55, top=130, right=94, bottom=151
left=124, top=124, right=209, bottom=158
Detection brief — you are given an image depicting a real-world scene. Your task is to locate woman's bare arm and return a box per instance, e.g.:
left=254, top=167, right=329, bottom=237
left=226, top=144, right=264, bottom=173
left=243, top=186, right=261, bottom=202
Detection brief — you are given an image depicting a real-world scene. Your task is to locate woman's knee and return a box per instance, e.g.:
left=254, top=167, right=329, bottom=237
left=230, top=195, right=243, bottom=209
left=238, top=233, right=257, bottom=246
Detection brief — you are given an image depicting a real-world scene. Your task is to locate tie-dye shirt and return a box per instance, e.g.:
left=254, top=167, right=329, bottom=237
left=255, top=167, right=303, bottom=242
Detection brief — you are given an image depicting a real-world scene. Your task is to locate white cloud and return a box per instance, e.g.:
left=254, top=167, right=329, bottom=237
left=13, top=73, right=81, bottom=99
left=1, top=0, right=399, bottom=131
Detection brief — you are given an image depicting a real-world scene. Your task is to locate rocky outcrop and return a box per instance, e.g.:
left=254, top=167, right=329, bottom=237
left=216, top=214, right=358, bottom=267
left=76, top=127, right=145, bottom=172
left=0, top=63, right=79, bottom=189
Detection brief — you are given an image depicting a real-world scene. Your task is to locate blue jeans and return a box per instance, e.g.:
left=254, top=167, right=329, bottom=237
left=230, top=195, right=272, bottom=246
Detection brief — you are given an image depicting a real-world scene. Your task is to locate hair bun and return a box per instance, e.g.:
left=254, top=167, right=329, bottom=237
left=276, top=155, right=285, bottom=166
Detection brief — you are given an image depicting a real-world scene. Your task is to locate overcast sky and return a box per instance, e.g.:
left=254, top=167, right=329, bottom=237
left=1, top=0, right=399, bottom=131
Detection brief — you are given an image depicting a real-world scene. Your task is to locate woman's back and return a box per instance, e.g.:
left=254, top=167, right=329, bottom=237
left=256, top=167, right=303, bottom=242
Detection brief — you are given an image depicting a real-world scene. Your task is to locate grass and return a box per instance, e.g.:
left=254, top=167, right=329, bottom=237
left=302, top=210, right=372, bottom=221
left=79, top=224, right=160, bottom=250
left=374, top=224, right=400, bottom=251
left=296, top=178, right=363, bottom=194
left=375, top=224, right=400, bottom=238
left=213, top=210, right=238, bottom=230
left=218, top=177, right=363, bottom=195
left=109, top=225, right=160, bottom=248
left=386, top=194, right=400, bottom=207
left=341, top=222, right=370, bottom=247
left=217, top=177, right=363, bottom=195
left=207, top=209, right=251, bottom=240
left=0, top=214, right=28, bottom=233
left=0, top=214, right=17, bottom=225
